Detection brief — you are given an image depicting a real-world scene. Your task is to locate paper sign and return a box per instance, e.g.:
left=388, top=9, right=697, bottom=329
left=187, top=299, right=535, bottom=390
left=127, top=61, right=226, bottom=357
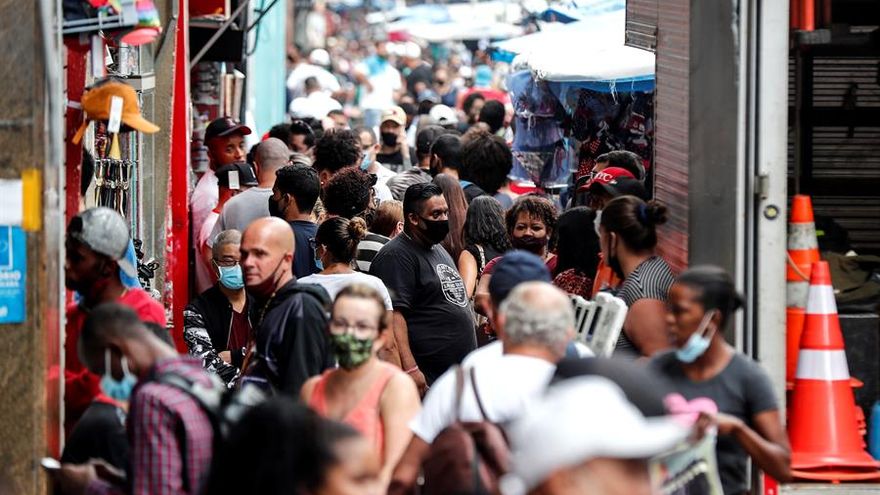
left=228, top=170, right=240, bottom=190
left=107, top=96, right=123, bottom=134
left=0, top=179, right=22, bottom=226
left=0, top=226, right=26, bottom=324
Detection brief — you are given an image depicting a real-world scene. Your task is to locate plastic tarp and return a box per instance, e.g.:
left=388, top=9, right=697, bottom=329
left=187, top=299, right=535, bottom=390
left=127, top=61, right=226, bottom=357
left=492, top=12, right=654, bottom=92
left=536, top=0, right=624, bottom=23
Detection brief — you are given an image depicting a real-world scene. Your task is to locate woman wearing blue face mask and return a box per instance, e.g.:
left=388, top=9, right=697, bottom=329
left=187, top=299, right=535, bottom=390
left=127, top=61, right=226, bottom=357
left=650, top=266, right=791, bottom=494
left=184, top=229, right=254, bottom=386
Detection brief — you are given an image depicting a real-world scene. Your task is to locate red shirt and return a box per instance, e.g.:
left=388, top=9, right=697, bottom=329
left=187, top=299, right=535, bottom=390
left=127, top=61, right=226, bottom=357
left=65, top=289, right=166, bottom=428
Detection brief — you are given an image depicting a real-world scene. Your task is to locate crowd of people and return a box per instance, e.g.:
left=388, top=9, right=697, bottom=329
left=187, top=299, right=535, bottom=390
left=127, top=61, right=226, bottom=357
left=52, top=29, right=792, bottom=495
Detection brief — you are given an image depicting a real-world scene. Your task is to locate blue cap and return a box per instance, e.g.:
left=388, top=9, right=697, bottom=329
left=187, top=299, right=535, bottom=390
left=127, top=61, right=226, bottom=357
left=489, top=250, right=551, bottom=304
left=475, top=65, right=493, bottom=88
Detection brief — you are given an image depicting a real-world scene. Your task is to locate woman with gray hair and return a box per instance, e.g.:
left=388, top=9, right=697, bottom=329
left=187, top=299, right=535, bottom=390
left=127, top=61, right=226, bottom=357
left=184, top=229, right=254, bottom=386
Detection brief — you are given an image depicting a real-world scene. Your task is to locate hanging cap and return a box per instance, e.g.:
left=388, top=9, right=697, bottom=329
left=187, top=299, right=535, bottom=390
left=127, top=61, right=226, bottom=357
left=72, top=79, right=160, bottom=144
left=204, top=116, right=253, bottom=142
left=67, top=207, right=137, bottom=278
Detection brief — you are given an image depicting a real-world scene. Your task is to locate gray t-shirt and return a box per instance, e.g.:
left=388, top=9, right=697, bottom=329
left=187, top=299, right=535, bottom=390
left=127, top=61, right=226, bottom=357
left=649, top=351, right=778, bottom=495
left=209, top=187, right=273, bottom=245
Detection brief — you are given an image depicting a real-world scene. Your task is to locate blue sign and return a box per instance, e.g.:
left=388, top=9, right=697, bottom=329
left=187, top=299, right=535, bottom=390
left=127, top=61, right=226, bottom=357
left=0, top=226, right=25, bottom=324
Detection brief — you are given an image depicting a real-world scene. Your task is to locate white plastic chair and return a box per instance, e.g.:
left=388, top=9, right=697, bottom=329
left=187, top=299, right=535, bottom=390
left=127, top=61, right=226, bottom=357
left=570, top=292, right=628, bottom=357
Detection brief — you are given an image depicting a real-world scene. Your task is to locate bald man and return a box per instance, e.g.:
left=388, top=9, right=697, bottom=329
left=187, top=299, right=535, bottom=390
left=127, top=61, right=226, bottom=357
left=210, top=137, right=292, bottom=238
left=239, top=217, right=333, bottom=393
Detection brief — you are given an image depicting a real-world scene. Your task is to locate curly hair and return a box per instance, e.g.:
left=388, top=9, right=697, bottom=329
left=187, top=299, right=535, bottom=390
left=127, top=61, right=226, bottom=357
left=505, top=195, right=558, bottom=236
left=323, top=167, right=373, bottom=219
left=314, top=129, right=361, bottom=173
left=463, top=196, right=511, bottom=254
left=459, top=128, right=512, bottom=195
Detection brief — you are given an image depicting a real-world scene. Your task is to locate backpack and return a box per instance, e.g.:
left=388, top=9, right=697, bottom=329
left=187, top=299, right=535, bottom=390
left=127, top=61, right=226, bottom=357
left=421, top=366, right=511, bottom=495
left=155, top=370, right=266, bottom=449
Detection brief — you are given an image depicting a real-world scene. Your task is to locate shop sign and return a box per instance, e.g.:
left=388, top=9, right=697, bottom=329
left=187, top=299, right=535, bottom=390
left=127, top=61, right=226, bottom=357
left=0, top=226, right=26, bottom=324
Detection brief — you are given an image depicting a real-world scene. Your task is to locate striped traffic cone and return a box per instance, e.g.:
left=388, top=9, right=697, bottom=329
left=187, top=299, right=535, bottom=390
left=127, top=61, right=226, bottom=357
left=788, top=261, right=880, bottom=481
left=786, top=195, right=820, bottom=384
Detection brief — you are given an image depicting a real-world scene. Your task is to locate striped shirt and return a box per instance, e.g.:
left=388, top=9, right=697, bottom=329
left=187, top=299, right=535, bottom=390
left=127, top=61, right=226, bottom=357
left=616, top=256, right=675, bottom=356
left=355, top=232, right=391, bottom=272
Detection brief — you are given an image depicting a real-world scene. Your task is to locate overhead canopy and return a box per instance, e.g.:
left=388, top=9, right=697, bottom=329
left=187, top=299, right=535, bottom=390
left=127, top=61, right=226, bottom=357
left=534, top=0, right=624, bottom=23
left=492, top=11, right=654, bottom=92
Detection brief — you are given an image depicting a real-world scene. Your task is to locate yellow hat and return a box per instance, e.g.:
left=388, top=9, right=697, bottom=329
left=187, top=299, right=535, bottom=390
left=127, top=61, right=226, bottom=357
left=72, top=79, right=160, bottom=144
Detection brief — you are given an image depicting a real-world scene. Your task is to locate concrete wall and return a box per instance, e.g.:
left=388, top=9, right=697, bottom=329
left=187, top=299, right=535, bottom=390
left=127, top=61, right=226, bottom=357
left=0, top=0, right=62, bottom=492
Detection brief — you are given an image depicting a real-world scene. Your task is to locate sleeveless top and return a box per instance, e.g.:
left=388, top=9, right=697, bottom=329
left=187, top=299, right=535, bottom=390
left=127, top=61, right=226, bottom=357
left=308, top=362, right=398, bottom=457
left=616, top=256, right=675, bottom=356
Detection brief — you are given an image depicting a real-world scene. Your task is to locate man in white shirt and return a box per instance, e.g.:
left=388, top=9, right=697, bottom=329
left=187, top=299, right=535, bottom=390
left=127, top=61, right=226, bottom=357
left=288, top=77, right=342, bottom=120
left=209, top=137, right=290, bottom=242
left=286, top=49, right=341, bottom=99
left=192, top=117, right=251, bottom=257
left=355, top=41, right=403, bottom=128
left=388, top=281, right=576, bottom=493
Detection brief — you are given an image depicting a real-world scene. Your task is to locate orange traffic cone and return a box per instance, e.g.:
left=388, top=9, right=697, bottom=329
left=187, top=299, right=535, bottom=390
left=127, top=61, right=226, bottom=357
left=786, top=195, right=820, bottom=384
left=788, top=261, right=880, bottom=481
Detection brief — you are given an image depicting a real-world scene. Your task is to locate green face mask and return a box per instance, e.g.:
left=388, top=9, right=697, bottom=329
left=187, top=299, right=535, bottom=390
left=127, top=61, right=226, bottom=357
left=330, top=332, right=374, bottom=370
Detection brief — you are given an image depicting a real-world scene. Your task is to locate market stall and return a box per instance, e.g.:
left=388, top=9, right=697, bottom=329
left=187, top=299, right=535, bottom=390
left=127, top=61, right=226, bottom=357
left=493, top=14, right=655, bottom=190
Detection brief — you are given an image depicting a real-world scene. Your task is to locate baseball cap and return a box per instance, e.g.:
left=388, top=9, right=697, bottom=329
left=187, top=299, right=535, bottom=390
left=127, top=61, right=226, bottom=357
left=500, top=376, right=688, bottom=495
left=216, top=162, right=258, bottom=189
left=580, top=166, right=647, bottom=199
left=488, top=250, right=551, bottom=304
left=416, top=125, right=448, bottom=157
left=67, top=207, right=137, bottom=278
left=429, top=104, right=458, bottom=126
left=552, top=357, right=674, bottom=418
left=380, top=106, right=407, bottom=127
left=308, top=48, right=331, bottom=67
left=205, top=116, right=253, bottom=142
left=72, top=79, right=160, bottom=144
left=475, top=65, right=493, bottom=87
left=403, top=41, right=422, bottom=59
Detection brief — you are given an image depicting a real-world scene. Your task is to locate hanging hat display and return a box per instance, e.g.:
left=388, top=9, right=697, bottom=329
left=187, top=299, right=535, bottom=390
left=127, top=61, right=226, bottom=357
left=72, top=78, right=160, bottom=144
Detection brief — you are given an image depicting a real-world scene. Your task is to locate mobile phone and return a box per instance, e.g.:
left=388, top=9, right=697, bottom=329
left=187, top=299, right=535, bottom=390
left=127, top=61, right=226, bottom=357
left=40, top=457, right=61, bottom=471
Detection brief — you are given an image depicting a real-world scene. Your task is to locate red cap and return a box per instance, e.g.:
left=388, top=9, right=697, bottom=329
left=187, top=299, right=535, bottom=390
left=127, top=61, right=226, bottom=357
left=579, top=167, right=636, bottom=191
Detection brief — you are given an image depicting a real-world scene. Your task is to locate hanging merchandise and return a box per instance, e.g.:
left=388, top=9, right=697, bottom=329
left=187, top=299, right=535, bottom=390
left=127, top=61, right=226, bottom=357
left=507, top=70, right=570, bottom=187
left=72, top=78, right=160, bottom=144
left=94, top=132, right=134, bottom=215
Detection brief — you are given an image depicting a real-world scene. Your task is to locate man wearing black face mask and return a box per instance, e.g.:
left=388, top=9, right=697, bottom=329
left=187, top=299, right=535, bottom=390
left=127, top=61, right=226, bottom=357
left=269, top=164, right=322, bottom=279
left=375, top=106, right=415, bottom=172
left=370, top=183, right=477, bottom=392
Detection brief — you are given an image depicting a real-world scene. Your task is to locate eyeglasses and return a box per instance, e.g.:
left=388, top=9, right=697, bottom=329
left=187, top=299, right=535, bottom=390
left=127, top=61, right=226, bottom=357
left=328, top=319, right=378, bottom=338
left=212, top=258, right=240, bottom=268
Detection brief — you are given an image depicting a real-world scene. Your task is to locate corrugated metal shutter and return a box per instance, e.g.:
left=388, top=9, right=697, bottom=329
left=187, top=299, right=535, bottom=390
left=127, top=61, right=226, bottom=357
left=652, top=0, right=691, bottom=273
left=626, top=0, right=658, bottom=51
left=789, top=55, right=880, bottom=255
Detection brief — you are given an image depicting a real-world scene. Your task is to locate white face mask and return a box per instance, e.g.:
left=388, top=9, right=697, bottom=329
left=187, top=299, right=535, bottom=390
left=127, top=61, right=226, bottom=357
left=593, top=209, right=603, bottom=237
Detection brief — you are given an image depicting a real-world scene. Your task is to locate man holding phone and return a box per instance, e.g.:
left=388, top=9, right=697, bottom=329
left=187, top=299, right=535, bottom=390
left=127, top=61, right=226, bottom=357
left=53, top=304, right=215, bottom=495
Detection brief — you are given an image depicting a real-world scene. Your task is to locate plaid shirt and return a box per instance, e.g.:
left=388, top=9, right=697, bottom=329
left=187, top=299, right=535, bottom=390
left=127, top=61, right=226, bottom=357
left=86, top=357, right=215, bottom=495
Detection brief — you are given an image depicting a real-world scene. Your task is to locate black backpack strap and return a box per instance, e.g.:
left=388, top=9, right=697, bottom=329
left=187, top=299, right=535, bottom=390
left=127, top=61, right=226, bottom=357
left=469, top=367, right=490, bottom=422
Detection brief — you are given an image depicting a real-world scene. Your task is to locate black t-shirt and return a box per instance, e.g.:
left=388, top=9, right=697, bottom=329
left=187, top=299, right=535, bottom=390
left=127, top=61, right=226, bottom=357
left=370, top=234, right=476, bottom=383
left=289, top=220, right=320, bottom=279
left=376, top=148, right=416, bottom=172
left=649, top=351, right=779, bottom=495
left=61, top=400, right=129, bottom=469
